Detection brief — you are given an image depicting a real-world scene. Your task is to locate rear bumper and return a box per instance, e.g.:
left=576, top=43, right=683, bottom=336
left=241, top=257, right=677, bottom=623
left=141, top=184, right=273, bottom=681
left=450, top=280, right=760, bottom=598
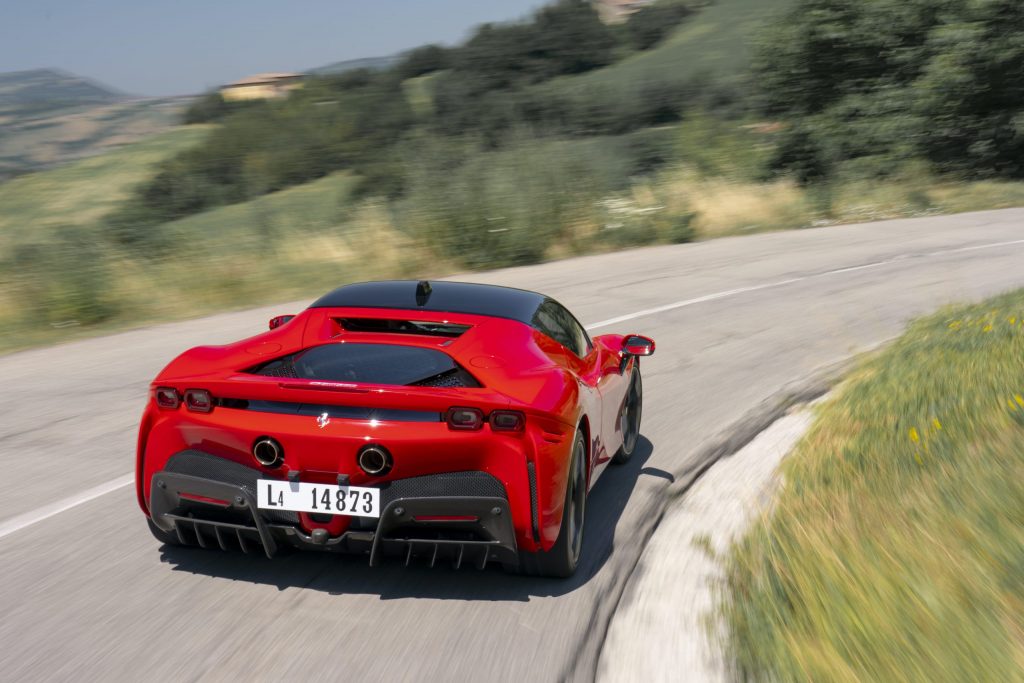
left=148, top=450, right=518, bottom=568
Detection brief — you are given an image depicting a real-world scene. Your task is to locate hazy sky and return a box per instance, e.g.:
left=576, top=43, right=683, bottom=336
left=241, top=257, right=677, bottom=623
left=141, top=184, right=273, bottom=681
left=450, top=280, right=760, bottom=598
left=0, top=0, right=547, bottom=97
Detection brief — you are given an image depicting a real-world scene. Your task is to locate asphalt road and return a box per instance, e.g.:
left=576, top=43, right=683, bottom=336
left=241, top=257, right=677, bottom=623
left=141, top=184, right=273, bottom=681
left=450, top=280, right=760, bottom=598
left=1, top=209, right=1022, bottom=682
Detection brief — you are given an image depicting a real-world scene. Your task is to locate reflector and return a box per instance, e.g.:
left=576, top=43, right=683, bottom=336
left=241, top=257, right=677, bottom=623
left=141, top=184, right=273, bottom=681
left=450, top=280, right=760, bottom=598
left=490, top=410, right=525, bottom=432
left=154, top=387, right=180, bottom=409
left=447, top=407, right=484, bottom=430
left=184, top=389, right=214, bottom=413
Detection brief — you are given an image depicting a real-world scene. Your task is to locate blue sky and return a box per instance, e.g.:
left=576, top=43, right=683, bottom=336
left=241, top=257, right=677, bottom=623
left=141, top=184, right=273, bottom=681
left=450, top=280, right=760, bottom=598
left=0, top=0, right=547, bottom=96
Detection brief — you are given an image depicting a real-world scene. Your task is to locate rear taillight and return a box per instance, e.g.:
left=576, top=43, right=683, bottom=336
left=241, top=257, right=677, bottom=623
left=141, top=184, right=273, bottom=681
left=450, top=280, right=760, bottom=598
left=184, top=389, right=214, bottom=413
left=489, top=410, right=525, bottom=432
left=154, top=387, right=180, bottom=410
left=446, top=407, right=484, bottom=431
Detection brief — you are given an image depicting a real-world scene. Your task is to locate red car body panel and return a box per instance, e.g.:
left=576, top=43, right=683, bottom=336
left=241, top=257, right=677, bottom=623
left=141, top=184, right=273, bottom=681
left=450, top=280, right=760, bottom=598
left=136, top=283, right=641, bottom=558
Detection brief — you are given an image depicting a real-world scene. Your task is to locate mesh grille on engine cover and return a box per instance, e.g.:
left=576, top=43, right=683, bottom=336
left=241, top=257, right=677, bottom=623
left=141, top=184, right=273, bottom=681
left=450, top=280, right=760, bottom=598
left=164, top=451, right=299, bottom=524
left=256, top=361, right=299, bottom=379
left=412, top=372, right=467, bottom=388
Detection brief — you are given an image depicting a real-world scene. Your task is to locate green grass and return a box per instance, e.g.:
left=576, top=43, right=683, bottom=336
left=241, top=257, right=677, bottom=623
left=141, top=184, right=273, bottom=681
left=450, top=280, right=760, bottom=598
left=579, top=0, right=795, bottom=88
left=721, top=290, right=1024, bottom=681
left=0, top=125, right=209, bottom=233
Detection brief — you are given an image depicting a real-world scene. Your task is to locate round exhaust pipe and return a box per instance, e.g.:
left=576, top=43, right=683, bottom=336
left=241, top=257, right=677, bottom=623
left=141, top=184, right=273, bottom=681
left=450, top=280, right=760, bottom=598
left=357, top=444, right=393, bottom=477
left=253, top=437, right=283, bottom=468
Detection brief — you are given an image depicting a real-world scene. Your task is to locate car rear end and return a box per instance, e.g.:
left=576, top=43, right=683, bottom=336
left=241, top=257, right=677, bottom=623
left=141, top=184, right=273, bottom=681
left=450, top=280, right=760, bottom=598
left=137, top=315, right=574, bottom=569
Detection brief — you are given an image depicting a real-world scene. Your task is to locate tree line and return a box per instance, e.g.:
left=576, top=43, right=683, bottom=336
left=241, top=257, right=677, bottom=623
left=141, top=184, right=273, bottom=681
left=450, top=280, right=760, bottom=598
left=110, top=0, right=698, bottom=247
left=109, top=0, right=1024, bottom=251
left=758, top=0, right=1024, bottom=183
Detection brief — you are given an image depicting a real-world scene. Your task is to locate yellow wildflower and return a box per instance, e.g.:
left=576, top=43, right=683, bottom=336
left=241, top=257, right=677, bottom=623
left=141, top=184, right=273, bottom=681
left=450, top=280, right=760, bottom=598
left=1016, top=394, right=1024, bottom=408
left=932, top=418, right=942, bottom=430
left=983, top=323, right=993, bottom=332
left=909, top=427, right=920, bottom=444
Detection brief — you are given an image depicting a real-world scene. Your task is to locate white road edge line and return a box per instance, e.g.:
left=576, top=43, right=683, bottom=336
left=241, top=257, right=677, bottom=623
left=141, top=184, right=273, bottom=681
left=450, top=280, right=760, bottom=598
left=0, top=475, right=134, bottom=541
left=585, top=237, right=1024, bottom=330
left=3, top=236, right=1023, bottom=542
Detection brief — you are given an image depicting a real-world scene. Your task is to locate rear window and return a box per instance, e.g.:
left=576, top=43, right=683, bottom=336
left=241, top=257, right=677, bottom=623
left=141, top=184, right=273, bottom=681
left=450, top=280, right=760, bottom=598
left=250, top=343, right=480, bottom=387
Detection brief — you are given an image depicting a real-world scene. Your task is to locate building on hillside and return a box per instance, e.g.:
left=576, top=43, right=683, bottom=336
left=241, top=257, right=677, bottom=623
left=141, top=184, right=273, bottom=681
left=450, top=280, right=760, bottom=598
left=220, top=72, right=304, bottom=101
left=594, top=0, right=657, bottom=23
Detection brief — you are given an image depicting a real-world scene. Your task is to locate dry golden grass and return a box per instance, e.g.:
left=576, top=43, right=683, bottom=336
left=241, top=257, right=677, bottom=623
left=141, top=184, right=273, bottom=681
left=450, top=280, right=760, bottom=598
left=648, top=168, right=1024, bottom=241
left=683, top=176, right=809, bottom=237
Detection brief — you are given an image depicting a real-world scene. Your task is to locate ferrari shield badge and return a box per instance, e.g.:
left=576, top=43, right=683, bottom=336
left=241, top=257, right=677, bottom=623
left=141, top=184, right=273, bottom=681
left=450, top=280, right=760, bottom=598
left=316, top=412, right=330, bottom=429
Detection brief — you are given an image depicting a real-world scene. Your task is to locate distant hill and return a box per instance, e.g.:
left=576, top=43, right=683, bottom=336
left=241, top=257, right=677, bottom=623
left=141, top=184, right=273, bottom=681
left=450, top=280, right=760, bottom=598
left=0, top=68, right=188, bottom=181
left=310, top=55, right=399, bottom=76
left=0, top=68, right=126, bottom=115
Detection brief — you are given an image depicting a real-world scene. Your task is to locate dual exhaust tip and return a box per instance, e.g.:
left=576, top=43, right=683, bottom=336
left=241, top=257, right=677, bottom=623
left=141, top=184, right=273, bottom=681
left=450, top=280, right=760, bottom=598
left=252, top=437, right=392, bottom=477
left=253, top=437, right=284, bottom=468
left=355, top=445, right=392, bottom=476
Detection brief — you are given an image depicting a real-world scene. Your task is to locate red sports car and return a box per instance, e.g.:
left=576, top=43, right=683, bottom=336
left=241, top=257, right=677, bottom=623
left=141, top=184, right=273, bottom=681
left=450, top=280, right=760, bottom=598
left=137, top=280, right=654, bottom=577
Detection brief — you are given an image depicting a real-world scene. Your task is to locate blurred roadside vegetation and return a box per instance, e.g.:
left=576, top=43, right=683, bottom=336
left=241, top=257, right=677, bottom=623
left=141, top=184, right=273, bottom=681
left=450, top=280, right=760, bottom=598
left=721, top=288, right=1024, bottom=681
left=2, top=0, right=1023, bottom=352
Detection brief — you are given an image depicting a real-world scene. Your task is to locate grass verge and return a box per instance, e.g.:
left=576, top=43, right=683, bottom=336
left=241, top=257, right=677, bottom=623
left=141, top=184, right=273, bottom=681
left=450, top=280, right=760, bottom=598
left=720, top=289, right=1024, bottom=681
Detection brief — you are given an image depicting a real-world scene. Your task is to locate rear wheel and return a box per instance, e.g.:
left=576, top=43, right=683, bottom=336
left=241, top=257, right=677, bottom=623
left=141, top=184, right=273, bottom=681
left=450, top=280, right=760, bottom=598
left=146, top=517, right=181, bottom=547
left=613, top=368, right=642, bottom=464
left=516, top=430, right=587, bottom=578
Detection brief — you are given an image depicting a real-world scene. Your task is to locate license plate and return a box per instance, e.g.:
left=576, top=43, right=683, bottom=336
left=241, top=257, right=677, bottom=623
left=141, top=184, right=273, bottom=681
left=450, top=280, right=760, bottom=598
left=257, top=479, right=380, bottom=518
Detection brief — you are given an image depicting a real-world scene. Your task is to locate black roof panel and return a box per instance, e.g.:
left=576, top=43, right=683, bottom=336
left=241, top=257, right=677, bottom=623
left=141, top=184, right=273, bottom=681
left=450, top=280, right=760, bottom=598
left=309, top=280, right=546, bottom=325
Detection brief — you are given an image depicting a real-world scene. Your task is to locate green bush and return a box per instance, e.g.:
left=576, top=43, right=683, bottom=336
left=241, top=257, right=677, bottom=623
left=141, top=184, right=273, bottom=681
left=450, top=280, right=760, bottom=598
left=757, top=0, right=1024, bottom=182
left=181, top=91, right=263, bottom=124
left=621, top=1, right=696, bottom=51
left=110, top=70, right=415, bottom=243
left=3, top=225, right=117, bottom=327
left=397, top=139, right=571, bottom=268
left=396, top=44, right=452, bottom=80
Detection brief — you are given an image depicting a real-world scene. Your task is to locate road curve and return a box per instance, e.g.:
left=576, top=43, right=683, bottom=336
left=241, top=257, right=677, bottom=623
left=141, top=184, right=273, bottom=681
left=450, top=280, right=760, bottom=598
left=1, top=209, right=1022, bottom=682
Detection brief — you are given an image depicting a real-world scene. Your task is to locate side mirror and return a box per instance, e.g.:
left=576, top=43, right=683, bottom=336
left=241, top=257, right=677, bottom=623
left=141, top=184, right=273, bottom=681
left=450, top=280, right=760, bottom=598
left=269, top=315, right=295, bottom=330
left=622, top=334, right=655, bottom=356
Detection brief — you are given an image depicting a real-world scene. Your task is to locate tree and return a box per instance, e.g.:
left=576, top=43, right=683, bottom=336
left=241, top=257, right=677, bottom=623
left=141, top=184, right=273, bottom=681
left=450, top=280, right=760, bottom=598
left=396, top=44, right=452, bottom=80
left=756, top=0, right=1024, bottom=181
left=623, top=1, right=695, bottom=51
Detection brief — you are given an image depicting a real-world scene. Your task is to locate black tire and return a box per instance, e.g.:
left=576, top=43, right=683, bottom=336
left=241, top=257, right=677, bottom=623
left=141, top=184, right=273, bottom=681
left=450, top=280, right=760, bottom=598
left=612, top=368, right=642, bottom=465
left=516, top=430, right=587, bottom=578
left=147, top=517, right=181, bottom=547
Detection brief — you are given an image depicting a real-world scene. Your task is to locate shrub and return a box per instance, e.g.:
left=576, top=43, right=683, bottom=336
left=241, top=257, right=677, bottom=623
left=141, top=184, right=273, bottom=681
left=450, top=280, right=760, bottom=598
left=622, top=1, right=695, bottom=51
left=181, top=91, right=263, bottom=124
left=757, top=0, right=1024, bottom=182
left=111, top=71, right=415, bottom=237
left=396, top=44, right=452, bottom=80
left=3, top=225, right=117, bottom=326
